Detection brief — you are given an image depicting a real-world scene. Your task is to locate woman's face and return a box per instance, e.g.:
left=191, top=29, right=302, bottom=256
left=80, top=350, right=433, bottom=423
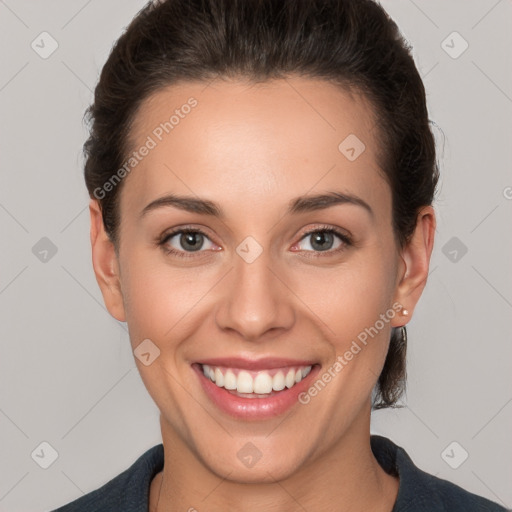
left=92, top=77, right=429, bottom=481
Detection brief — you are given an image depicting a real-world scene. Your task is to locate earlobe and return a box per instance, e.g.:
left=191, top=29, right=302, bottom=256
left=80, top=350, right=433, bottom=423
left=89, top=199, right=126, bottom=322
left=391, top=206, right=436, bottom=327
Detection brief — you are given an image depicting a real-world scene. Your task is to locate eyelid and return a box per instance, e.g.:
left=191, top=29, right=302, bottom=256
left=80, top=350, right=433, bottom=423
left=297, top=223, right=352, bottom=242
left=159, top=226, right=218, bottom=253
left=159, top=224, right=216, bottom=243
left=158, top=223, right=353, bottom=258
left=290, top=224, right=352, bottom=254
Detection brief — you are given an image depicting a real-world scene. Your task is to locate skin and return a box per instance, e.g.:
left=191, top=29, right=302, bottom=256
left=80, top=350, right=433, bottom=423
left=89, top=77, right=435, bottom=511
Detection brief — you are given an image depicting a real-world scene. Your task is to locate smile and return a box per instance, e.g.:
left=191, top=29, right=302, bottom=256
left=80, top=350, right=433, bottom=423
left=201, top=364, right=313, bottom=397
left=192, top=359, right=319, bottom=419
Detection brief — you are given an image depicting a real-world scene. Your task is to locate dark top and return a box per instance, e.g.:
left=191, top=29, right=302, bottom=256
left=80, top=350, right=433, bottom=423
left=50, top=435, right=508, bottom=511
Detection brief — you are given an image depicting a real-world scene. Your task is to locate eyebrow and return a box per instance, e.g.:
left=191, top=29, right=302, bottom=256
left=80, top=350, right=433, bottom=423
left=140, top=191, right=373, bottom=219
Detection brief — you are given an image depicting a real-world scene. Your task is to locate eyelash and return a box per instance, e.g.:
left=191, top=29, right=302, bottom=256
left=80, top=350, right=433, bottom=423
left=158, top=228, right=214, bottom=259
left=158, top=225, right=353, bottom=259
left=297, top=225, right=353, bottom=258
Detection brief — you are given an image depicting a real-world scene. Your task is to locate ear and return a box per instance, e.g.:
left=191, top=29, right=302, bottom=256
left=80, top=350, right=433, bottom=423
left=391, top=206, right=436, bottom=327
left=89, top=199, right=126, bottom=322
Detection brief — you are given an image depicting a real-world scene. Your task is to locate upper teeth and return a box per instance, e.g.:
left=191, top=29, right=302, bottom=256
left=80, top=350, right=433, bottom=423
left=202, top=365, right=312, bottom=394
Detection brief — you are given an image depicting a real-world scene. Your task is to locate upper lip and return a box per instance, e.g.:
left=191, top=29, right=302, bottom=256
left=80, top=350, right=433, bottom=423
left=196, top=357, right=317, bottom=371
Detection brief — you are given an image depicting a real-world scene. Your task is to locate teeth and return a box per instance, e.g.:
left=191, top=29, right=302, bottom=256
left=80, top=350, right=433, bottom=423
left=214, top=368, right=224, bottom=387
left=201, top=364, right=313, bottom=395
left=203, top=365, right=215, bottom=381
left=224, top=369, right=237, bottom=390
left=253, top=372, right=273, bottom=394
left=285, top=368, right=295, bottom=388
left=272, top=371, right=285, bottom=391
left=237, top=371, right=254, bottom=393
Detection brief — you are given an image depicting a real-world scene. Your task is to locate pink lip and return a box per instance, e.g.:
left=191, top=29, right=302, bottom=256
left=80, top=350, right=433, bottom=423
left=196, top=357, right=317, bottom=371
left=192, top=362, right=320, bottom=420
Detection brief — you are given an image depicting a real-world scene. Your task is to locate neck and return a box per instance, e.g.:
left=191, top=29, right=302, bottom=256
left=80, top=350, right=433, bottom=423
left=150, top=413, right=398, bottom=512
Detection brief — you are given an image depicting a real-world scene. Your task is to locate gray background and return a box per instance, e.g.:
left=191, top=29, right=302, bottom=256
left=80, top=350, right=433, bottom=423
left=0, top=0, right=511, bottom=510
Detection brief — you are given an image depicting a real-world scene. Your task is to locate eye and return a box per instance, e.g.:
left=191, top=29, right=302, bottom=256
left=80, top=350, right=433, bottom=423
left=159, top=228, right=217, bottom=258
left=292, top=226, right=352, bottom=256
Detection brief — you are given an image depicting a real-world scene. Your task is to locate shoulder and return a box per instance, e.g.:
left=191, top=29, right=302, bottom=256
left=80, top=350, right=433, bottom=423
left=370, top=435, right=509, bottom=512
left=49, top=444, right=164, bottom=512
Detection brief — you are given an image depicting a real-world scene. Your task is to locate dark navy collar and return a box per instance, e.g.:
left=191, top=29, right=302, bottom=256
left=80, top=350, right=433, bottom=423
left=370, top=435, right=507, bottom=511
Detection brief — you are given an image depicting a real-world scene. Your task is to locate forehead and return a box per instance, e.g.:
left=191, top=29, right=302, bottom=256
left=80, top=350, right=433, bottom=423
left=121, top=77, right=388, bottom=219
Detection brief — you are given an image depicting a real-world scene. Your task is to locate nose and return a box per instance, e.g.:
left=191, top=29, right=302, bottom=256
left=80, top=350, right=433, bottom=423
left=214, top=247, right=296, bottom=342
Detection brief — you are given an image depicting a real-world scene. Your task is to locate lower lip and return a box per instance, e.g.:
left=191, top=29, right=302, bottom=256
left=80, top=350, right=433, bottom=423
left=192, top=363, right=320, bottom=420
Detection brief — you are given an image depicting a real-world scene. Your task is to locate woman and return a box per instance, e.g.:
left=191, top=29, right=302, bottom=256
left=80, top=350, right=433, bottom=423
left=52, top=0, right=507, bottom=510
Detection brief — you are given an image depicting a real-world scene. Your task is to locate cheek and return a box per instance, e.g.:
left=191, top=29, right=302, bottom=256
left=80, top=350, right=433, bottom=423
left=120, top=249, right=219, bottom=345
left=293, top=249, right=399, bottom=409
left=293, top=254, right=397, bottom=340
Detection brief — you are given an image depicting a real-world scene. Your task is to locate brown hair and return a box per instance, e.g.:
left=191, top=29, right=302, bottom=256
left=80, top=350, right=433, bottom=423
left=83, top=0, right=439, bottom=409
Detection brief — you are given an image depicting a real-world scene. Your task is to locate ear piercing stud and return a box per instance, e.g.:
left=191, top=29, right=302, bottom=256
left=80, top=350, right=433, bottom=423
left=401, top=309, right=409, bottom=316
